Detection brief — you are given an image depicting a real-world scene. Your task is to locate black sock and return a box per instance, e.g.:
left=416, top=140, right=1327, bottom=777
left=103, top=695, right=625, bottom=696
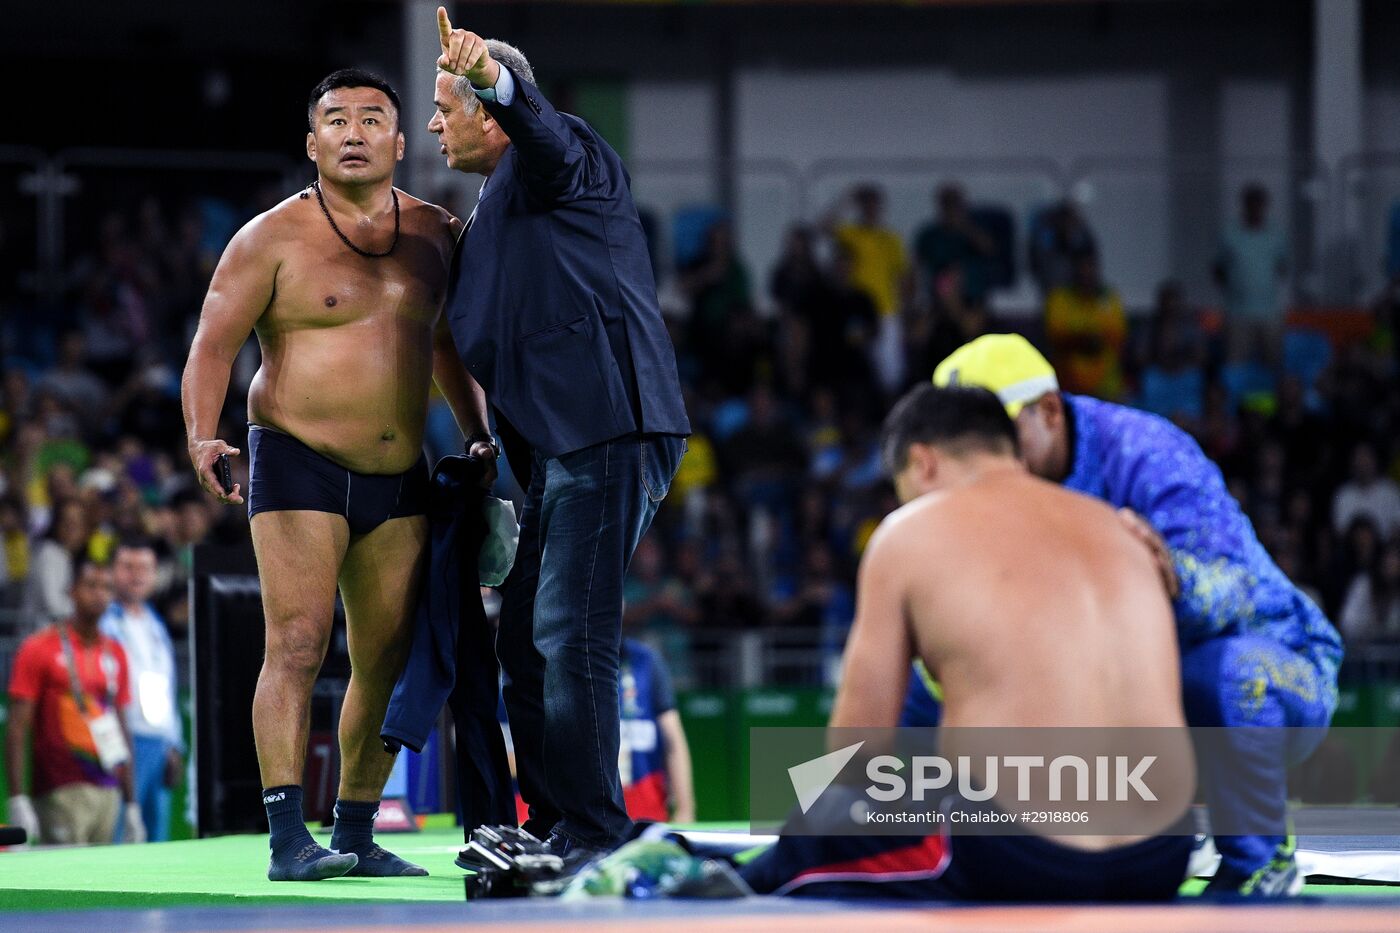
left=330, top=798, right=379, bottom=855
left=263, top=785, right=314, bottom=859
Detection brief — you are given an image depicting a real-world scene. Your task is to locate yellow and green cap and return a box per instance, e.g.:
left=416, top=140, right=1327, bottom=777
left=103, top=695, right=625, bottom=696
left=931, top=333, right=1059, bottom=418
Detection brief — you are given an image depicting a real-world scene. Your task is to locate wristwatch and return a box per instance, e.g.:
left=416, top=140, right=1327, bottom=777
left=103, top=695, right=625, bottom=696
left=467, top=432, right=501, bottom=460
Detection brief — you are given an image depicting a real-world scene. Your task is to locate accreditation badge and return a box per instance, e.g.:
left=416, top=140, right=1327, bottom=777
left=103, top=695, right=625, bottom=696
left=138, top=670, right=174, bottom=730
left=86, top=708, right=132, bottom=772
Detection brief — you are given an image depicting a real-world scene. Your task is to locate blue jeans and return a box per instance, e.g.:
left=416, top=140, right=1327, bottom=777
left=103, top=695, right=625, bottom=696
left=112, top=734, right=173, bottom=843
left=497, top=434, right=686, bottom=847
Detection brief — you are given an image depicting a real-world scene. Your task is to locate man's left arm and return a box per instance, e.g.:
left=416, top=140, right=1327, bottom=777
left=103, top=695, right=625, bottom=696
left=830, top=525, right=912, bottom=730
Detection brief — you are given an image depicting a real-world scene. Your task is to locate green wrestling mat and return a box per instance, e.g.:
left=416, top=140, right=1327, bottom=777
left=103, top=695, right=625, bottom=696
left=0, top=819, right=1394, bottom=912
left=0, top=824, right=473, bottom=911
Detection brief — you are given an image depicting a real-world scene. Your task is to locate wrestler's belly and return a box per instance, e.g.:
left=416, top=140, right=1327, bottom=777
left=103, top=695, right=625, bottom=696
left=249, top=325, right=433, bottom=474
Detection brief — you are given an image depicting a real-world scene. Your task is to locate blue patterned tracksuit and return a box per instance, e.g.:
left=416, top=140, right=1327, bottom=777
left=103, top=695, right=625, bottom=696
left=901, top=393, right=1342, bottom=881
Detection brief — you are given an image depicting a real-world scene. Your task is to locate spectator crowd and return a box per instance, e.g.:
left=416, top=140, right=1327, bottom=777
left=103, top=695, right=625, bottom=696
left=3, top=175, right=1400, bottom=710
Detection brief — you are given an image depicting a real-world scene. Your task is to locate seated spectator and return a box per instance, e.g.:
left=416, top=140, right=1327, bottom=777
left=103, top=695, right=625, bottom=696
left=0, top=495, right=30, bottom=608
left=680, top=219, right=754, bottom=380
left=908, top=262, right=989, bottom=381
left=1267, top=376, right=1330, bottom=491
left=721, top=385, right=805, bottom=514
left=35, top=331, right=110, bottom=436
left=1197, top=383, right=1242, bottom=473
left=1136, top=281, right=1207, bottom=423
left=803, top=389, right=845, bottom=480
left=1269, top=527, right=1325, bottom=610
left=913, top=183, right=995, bottom=308
left=1339, top=544, right=1400, bottom=643
left=1248, top=441, right=1288, bottom=531
left=1332, top=442, right=1400, bottom=541
left=773, top=542, right=851, bottom=627
left=1281, top=487, right=1325, bottom=585
left=695, top=547, right=766, bottom=633
left=1329, top=517, right=1382, bottom=617
left=22, top=499, right=89, bottom=632
left=30, top=393, right=92, bottom=481
left=1044, top=253, right=1127, bottom=399
left=0, top=368, right=34, bottom=452
left=1369, top=271, right=1400, bottom=374
left=773, top=542, right=856, bottom=684
left=624, top=537, right=701, bottom=674
left=769, top=225, right=824, bottom=316
left=156, top=491, right=216, bottom=633
left=668, top=429, right=717, bottom=516
left=112, top=363, right=183, bottom=452
left=804, top=246, right=878, bottom=399
left=77, top=212, right=158, bottom=386
left=1029, top=199, right=1097, bottom=297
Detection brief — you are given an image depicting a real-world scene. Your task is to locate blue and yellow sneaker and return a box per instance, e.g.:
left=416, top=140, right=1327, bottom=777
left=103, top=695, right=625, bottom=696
left=1203, top=837, right=1303, bottom=898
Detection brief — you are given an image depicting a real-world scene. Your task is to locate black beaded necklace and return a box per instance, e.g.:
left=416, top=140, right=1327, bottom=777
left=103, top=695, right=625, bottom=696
left=308, top=180, right=400, bottom=258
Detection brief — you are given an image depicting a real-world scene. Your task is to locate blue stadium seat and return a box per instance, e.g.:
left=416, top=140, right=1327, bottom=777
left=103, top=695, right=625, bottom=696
left=1283, top=328, right=1332, bottom=392
left=1220, top=360, right=1276, bottom=410
left=1138, top=366, right=1205, bottom=422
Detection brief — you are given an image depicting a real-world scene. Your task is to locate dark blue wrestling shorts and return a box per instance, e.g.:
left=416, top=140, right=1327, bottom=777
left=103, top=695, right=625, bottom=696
left=246, top=424, right=429, bottom=535
left=740, top=794, right=1192, bottom=902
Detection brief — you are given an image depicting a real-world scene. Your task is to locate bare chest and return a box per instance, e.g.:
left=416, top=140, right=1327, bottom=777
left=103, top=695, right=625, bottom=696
left=268, top=239, right=446, bottom=331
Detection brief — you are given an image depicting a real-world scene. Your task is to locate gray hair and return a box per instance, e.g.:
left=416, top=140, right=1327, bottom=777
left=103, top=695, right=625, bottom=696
left=443, top=40, right=535, bottom=113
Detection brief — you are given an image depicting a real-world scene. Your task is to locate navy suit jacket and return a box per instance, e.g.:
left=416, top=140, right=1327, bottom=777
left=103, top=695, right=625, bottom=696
left=445, top=68, right=690, bottom=459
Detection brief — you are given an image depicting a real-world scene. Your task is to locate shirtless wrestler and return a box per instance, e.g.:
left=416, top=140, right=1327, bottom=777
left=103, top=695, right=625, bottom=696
left=180, top=69, right=497, bottom=881
left=739, top=384, right=1195, bottom=901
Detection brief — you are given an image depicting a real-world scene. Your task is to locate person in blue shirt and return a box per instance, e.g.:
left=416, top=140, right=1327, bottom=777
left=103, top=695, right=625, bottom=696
left=903, top=334, right=1341, bottom=897
left=100, top=540, right=184, bottom=842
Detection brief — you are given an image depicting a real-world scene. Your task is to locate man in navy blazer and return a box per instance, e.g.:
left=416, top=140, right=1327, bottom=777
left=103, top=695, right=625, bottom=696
left=431, top=8, right=690, bottom=859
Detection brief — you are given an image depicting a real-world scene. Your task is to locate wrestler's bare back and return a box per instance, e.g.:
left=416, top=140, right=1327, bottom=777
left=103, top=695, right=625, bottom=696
left=240, top=189, right=456, bottom=474
left=889, top=469, right=1185, bottom=733
left=833, top=467, right=1191, bottom=848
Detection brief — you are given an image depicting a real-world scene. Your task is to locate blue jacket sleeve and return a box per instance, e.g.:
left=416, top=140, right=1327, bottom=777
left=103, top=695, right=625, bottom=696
left=1118, top=420, right=1259, bottom=644
left=481, top=66, right=598, bottom=201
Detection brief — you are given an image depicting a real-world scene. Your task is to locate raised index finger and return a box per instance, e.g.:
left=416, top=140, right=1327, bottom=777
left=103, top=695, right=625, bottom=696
left=438, top=6, right=453, bottom=48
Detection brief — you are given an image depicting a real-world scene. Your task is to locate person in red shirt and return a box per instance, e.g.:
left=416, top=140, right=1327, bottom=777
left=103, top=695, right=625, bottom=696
left=6, top=559, right=144, bottom=846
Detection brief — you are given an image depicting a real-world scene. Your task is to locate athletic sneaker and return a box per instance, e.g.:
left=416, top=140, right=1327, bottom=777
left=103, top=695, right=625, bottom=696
left=1186, top=834, right=1219, bottom=878
left=267, top=842, right=359, bottom=882
left=1203, top=844, right=1303, bottom=898
left=556, top=838, right=752, bottom=900
left=545, top=831, right=610, bottom=874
